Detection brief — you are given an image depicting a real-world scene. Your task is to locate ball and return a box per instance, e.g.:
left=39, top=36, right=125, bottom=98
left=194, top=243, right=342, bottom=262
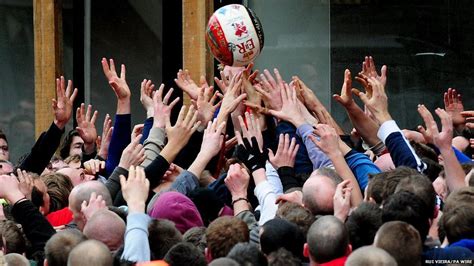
left=206, top=4, right=264, bottom=67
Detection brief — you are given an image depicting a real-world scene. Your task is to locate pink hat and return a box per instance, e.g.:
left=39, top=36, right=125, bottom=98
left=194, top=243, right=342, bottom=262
left=148, top=192, right=204, bottom=234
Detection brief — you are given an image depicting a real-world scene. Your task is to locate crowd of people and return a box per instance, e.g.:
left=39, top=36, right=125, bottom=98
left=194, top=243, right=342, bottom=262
left=0, top=56, right=473, bottom=266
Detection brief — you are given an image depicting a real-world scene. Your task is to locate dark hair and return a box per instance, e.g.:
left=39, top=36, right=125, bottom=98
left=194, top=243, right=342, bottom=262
left=374, top=221, right=422, bottom=266
left=276, top=201, right=315, bottom=236
left=440, top=205, right=474, bottom=244
left=382, top=191, right=431, bottom=242
left=227, top=242, right=268, bottom=266
left=206, top=216, right=249, bottom=259
left=148, top=219, right=183, bottom=260
left=45, top=229, right=86, bottom=266
left=0, top=129, right=7, bottom=143
left=306, top=215, right=349, bottom=263
left=366, top=174, right=384, bottom=204
left=380, top=167, right=419, bottom=203
left=188, top=188, right=224, bottom=226
left=59, top=129, right=80, bottom=159
left=183, top=227, right=207, bottom=254
left=0, top=220, right=26, bottom=254
left=346, top=202, right=383, bottom=250
left=443, top=187, right=474, bottom=213
left=260, top=218, right=305, bottom=260
left=395, top=173, right=437, bottom=218
left=267, top=248, right=301, bottom=266
left=164, top=242, right=207, bottom=266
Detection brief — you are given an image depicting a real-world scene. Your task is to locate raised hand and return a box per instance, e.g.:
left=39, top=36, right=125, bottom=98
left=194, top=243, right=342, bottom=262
left=101, top=58, right=131, bottom=100
left=355, top=76, right=391, bottom=125
left=235, top=112, right=266, bottom=173
left=254, top=68, right=284, bottom=111
left=444, top=88, right=465, bottom=130
left=84, top=159, right=105, bottom=176
left=191, top=85, right=221, bottom=127
left=120, top=165, right=150, bottom=213
left=131, top=124, right=144, bottom=140
left=359, top=56, right=387, bottom=88
left=333, top=180, right=352, bottom=222
left=97, top=114, right=113, bottom=160
left=267, top=82, right=306, bottom=128
left=417, top=105, right=435, bottom=144
left=219, top=72, right=247, bottom=116
left=152, top=84, right=180, bottom=129
left=0, top=174, right=24, bottom=204
left=166, top=105, right=200, bottom=149
left=76, top=103, right=99, bottom=154
left=461, top=110, right=474, bottom=129
left=80, top=192, right=107, bottom=221
left=200, top=119, right=226, bottom=159
left=224, top=163, right=250, bottom=200
left=53, top=76, right=78, bottom=129
left=268, top=134, right=299, bottom=169
left=333, top=69, right=356, bottom=108
left=275, top=190, right=303, bottom=205
left=16, top=169, right=34, bottom=200
left=119, top=134, right=146, bottom=169
left=309, top=124, right=342, bottom=158
left=140, top=79, right=155, bottom=118
left=174, top=69, right=206, bottom=100
left=418, top=106, right=453, bottom=151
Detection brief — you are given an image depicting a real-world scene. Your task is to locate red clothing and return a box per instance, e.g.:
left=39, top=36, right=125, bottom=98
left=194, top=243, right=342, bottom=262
left=46, top=207, right=73, bottom=227
left=319, top=256, right=348, bottom=266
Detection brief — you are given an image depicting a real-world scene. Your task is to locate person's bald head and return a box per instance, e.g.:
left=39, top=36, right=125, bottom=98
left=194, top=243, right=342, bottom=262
left=67, top=240, right=113, bottom=266
left=345, top=246, right=396, bottom=266
left=304, top=215, right=350, bottom=264
left=5, top=253, right=29, bottom=266
left=303, top=169, right=342, bottom=216
left=68, top=181, right=112, bottom=231
left=83, top=210, right=125, bottom=251
left=45, top=229, right=86, bottom=266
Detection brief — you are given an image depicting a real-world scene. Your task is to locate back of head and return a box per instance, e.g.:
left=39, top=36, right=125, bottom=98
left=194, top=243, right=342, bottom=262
left=382, top=191, right=431, bottom=242
left=148, top=219, right=183, bottom=260
left=0, top=220, right=26, bottom=254
left=276, top=201, right=315, bottom=236
left=41, top=172, right=74, bottom=212
left=67, top=240, right=112, bottom=266
left=260, top=218, right=305, bottom=260
left=395, top=173, right=437, bottom=218
left=306, top=215, right=349, bottom=263
left=83, top=209, right=125, bottom=251
left=346, top=202, right=382, bottom=250
left=4, top=253, right=29, bottom=266
left=208, top=257, right=239, bottom=266
left=374, top=166, right=418, bottom=203
left=183, top=227, right=207, bottom=254
left=374, top=221, right=422, bottom=266
left=365, top=174, right=384, bottom=204
left=188, top=188, right=225, bottom=226
left=206, top=216, right=249, bottom=260
left=345, top=246, right=397, bottom=266
left=69, top=181, right=112, bottom=212
left=302, top=171, right=340, bottom=215
left=148, top=191, right=204, bottom=234
left=227, top=243, right=267, bottom=266
left=267, top=248, right=301, bottom=266
left=440, top=204, right=474, bottom=244
left=443, top=187, right=474, bottom=213
left=164, top=242, right=207, bottom=266
left=45, top=229, right=86, bottom=266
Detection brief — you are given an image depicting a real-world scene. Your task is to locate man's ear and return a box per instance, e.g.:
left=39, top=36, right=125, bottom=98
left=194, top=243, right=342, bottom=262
left=205, top=247, right=212, bottom=263
left=345, top=244, right=352, bottom=256
left=303, top=243, right=309, bottom=258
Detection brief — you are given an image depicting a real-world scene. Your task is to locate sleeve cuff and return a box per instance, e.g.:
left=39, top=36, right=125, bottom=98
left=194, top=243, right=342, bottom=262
left=377, top=120, right=401, bottom=143
left=296, top=123, right=314, bottom=139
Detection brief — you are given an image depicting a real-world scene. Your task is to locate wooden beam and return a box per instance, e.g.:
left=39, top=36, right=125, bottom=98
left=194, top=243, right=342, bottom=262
left=182, top=0, right=214, bottom=105
left=34, top=0, right=63, bottom=138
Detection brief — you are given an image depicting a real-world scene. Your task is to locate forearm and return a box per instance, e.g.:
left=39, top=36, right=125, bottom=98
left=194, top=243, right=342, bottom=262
left=140, top=117, right=154, bottom=144
left=328, top=152, right=363, bottom=207
left=296, top=124, right=333, bottom=169
left=20, top=122, right=64, bottom=174
left=105, top=166, right=128, bottom=202
left=144, top=154, right=171, bottom=190
left=345, top=103, right=381, bottom=146
left=277, top=167, right=300, bottom=192
left=439, top=148, right=467, bottom=192
left=344, top=149, right=381, bottom=190
left=188, top=152, right=213, bottom=179
left=254, top=180, right=278, bottom=225
left=141, top=127, right=166, bottom=167
left=121, top=213, right=151, bottom=263
left=117, top=98, right=131, bottom=115
left=105, top=114, right=132, bottom=175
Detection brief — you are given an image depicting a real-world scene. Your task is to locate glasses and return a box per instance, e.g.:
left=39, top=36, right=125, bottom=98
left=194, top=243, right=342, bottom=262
left=0, top=145, right=8, bottom=152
